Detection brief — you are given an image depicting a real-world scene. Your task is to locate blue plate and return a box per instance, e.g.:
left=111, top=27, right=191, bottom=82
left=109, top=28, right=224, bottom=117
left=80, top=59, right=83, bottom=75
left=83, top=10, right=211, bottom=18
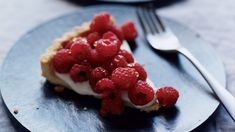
left=0, top=5, right=225, bottom=132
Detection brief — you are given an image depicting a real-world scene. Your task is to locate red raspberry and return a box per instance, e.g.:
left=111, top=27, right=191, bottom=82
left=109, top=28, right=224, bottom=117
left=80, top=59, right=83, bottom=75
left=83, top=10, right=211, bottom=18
left=52, top=49, right=75, bottom=73
left=100, top=90, right=123, bottom=117
left=111, top=55, right=128, bottom=69
left=103, top=31, right=121, bottom=48
left=88, top=49, right=106, bottom=66
left=108, top=26, right=124, bottom=42
left=62, top=40, right=73, bottom=49
left=70, top=64, right=91, bottom=82
left=111, top=67, right=139, bottom=90
left=121, top=21, right=138, bottom=41
left=103, top=31, right=118, bottom=40
left=118, top=49, right=134, bottom=63
left=95, top=78, right=115, bottom=93
left=95, top=39, right=118, bottom=58
left=70, top=38, right=91, bottom=62
left=90, top=12, right=114, bottom=34
left=128, top=63, right=147, bottom=81
left=89, top=67, right=109, bottom=88
left=128, top=80, right=154, bottom=105
left=86, top=32, right=101, bottom=47
left=156, top=87, right=179, bottom=108
left=80, top=30, right=92, bottom=37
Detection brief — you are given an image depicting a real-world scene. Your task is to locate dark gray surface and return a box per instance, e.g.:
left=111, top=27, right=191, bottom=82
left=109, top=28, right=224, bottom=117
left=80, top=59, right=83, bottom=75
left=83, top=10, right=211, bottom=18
left=98, top=0, right=154, bottom=3
left=0, top=6, right=225, bottom=132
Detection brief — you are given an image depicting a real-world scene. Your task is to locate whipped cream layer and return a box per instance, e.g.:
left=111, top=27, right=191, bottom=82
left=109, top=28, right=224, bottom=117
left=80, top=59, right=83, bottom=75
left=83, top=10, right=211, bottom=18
left=55, top=41, right=159, bottom=110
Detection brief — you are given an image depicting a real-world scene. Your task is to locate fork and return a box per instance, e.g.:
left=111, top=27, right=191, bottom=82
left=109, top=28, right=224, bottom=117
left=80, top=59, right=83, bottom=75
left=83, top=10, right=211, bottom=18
left=137, top=7, right=235, bottom=120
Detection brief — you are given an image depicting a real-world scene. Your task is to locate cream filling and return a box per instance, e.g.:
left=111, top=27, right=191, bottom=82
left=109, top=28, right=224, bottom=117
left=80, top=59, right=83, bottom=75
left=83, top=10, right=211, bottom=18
left=55, top=41, right=158, bottom=110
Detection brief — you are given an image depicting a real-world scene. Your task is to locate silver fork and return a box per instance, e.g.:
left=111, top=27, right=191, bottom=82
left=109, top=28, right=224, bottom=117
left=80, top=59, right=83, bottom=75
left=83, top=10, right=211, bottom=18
left=137, top=7, right=235, bottom=120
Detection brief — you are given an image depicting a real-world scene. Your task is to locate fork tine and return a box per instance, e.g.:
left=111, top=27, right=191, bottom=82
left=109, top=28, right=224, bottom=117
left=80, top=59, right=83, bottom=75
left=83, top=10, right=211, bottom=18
left=152, top=9, right=166, bottom=32
left=136, top=7, right=152, bottom=34
left=148, top=8, right=163, bottom=33
left=141, top=7, right=158, bottom=34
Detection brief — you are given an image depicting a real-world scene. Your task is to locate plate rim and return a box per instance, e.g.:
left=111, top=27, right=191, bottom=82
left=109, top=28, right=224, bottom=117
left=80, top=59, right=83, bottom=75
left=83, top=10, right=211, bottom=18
left=0, top=5, right=226, bottom=132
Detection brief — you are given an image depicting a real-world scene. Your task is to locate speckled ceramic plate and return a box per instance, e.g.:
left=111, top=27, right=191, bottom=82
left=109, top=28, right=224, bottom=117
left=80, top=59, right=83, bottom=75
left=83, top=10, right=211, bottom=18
left=0, top=5, right=225, bottom=132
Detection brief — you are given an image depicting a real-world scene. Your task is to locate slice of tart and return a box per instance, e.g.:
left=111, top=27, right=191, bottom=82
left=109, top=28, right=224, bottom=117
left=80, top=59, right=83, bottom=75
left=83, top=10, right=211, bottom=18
left=40, top=12, right=179, bottom=116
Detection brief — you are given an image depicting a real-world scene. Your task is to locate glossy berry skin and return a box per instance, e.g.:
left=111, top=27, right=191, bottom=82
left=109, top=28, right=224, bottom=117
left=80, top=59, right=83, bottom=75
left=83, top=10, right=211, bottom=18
left=70, top=38, right=91, bottom=62
left=111, top=67, right=139, bottom=90
left=53, top=49, right=75, bottom=73
left=156, top=87, right=179, bottom=108
left=103, top=31, right=121, bottom=49
left=89, top=67, right=109, bottom=88
left=121, top=21, right=138, bottom=41
left=87, top=32, right=101, bottom=47
left=100, top=90, right=123, bottom=117
left=62, top=40, right=73, bottom=49
left=88, top=49, right=106, bottom=66
left=90, top=12, right=114, bottom=34
left=118, top=49, right=134, bottom=63
left=108, top=26, right=124, bottom=42
left=70, top=64, right=91, bottom=82
left=95, top=39, right=118, bottom=58
left=111, top=55, right=128, bottom=69
left=90, top=67, right=109, bottom=82
left=128, top=80, right=154, bottom=105
left=95, top=78, right=115, bottom=93
left=128, top=63, right=147, bottom=81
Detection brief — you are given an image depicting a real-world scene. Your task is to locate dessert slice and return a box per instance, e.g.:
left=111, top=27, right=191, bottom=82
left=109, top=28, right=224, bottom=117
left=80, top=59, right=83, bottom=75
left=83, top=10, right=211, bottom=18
left=40, top=12, right=179, bottom=116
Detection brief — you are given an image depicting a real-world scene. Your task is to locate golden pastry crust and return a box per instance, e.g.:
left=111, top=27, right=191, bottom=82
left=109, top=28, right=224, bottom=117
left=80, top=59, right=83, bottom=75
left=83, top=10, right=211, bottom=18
left=40, top=21, right=160, bottom=112
left=40, top=22, right=90, bottom=87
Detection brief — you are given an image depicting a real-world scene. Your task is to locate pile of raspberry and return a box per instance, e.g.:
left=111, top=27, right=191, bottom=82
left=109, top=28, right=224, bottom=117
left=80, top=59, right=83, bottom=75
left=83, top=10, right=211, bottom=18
left=52, top=12, right=179, bottom=117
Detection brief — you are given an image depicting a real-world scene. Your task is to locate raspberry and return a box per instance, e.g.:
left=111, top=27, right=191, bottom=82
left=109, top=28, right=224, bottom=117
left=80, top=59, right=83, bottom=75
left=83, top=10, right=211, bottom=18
left=103, top=31, right=118, bottom=40
left=128, top=80, right=154, bottom=105
left=89, top=67, right=109, bottom=88
left=103, top=31, right=121, bottom=48
left=52, top=49, right=75, bottom=73
left=70, top=64, right=91, bottom=82
left=111, top=67, right=139, bottom=90
left=95, top=39, right=118, bottom=58
left=118, top=49, right=134, bottom=63
left=86, top=32, right=101, bottom=47
left=100, top=90, right=123, bottom=117
left=111, top=55, right=128, bottom=69
left=70, top=38, right=91, bottom=62
left=62, top=40, right=73, bottom=49
left=128, top=63, right=147, bottom=81
left=80, top=30, right=92, bottom=37
left=121, top=21, right=138, bottom=41
left=108, top=26, right=124, bottom=42
left=88, top=49, right=106, bottom=66
left=156, top=87, right=179, bottom=108
left=95, top=78, right=115, bottom=93
left=90, top=12, right=114, bottom=34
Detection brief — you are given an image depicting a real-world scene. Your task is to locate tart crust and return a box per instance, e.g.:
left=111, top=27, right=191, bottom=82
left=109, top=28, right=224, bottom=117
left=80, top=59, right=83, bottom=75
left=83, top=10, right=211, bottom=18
left=40, top=22, right=90, bottom=88
left=40, top=21, right=160, bottom=112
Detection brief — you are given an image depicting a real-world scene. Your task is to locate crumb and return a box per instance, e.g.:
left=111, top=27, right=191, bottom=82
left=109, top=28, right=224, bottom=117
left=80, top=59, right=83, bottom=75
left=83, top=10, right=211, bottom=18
left=13, top=109, right=19, bottom=114
left=83, top=107, right=87, bottom=110
left=36, top=107, right=39, bottom=110
left=54, top=86, right=65, bottom=93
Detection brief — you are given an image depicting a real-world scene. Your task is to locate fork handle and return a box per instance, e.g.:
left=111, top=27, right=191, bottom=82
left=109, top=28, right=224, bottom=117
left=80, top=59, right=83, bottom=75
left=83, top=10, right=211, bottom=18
left=178, top=47, right=235, bottom=121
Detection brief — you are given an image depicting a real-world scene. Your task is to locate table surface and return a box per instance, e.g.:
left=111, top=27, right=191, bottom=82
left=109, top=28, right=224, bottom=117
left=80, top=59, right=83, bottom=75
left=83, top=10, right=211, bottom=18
left=0, top=0, right=235, bottom=131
